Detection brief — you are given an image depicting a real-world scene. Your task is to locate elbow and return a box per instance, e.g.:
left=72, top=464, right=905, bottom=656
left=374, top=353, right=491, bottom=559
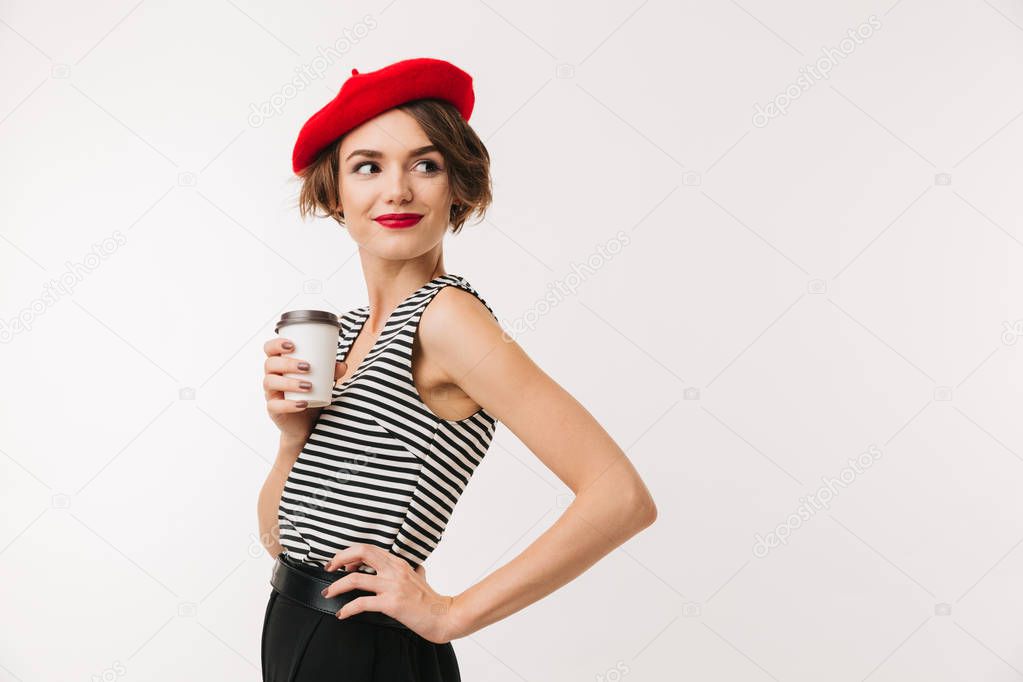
left=638, top=497, right=657, bottom=529
left=625, top=486, right=658, bottom=530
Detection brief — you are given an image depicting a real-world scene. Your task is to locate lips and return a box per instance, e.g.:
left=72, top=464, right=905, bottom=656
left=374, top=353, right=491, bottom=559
left=374, top=213, right=423, bottom=229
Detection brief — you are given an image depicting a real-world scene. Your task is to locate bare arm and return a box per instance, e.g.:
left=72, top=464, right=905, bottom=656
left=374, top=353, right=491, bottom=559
left=256, top=434, right=311, bottom=559
left=417, top=288, right=659, bottom=640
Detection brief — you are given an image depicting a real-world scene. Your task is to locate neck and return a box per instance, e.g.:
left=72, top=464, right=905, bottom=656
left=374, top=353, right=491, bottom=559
left=357, top=253, right=446, bottom=333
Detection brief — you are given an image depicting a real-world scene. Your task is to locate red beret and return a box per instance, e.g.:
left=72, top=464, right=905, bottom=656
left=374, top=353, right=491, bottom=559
left=292, top=57, right=475, bottom=173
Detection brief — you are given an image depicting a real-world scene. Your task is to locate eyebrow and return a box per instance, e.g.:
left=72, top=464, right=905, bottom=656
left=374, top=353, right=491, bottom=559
left=344, top=145, right=439, bottom=162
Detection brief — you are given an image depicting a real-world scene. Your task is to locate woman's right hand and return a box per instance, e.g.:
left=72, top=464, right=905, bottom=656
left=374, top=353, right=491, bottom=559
left=263, top=337, right=348, bottom=442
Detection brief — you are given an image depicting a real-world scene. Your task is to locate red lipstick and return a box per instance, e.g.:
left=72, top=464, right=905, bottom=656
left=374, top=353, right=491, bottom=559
left=374, top=213, right=423, bottom=229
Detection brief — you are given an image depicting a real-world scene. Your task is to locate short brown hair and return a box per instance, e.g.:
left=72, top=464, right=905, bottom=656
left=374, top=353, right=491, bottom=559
left=295, top=98, right=492, bottom=235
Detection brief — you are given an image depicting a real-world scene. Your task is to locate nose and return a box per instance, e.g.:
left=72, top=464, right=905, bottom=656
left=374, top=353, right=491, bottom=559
left=383, top=165, right=412, bottom=205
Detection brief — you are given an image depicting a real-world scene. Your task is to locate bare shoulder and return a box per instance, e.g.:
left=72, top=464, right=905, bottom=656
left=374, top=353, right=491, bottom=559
left=422, top=283, right=499, bottom=331
left=418, top=282, right=642, bottom=497
left=417, top=280, right=553, bottom=427
left=417, top=284, right=504, bottom=381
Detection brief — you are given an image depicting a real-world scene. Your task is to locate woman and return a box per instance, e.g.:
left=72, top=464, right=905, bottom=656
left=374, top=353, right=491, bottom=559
left=257, top=57, right=658, bottom=681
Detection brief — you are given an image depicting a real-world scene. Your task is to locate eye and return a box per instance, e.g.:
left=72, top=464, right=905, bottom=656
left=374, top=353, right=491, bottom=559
left=414, top=159, right=442, bottom=174
left=351, top=159, right=442, bottom=175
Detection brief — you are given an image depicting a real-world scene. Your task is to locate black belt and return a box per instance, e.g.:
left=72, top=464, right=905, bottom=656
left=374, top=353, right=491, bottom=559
left=270, top=552, right=410, bottom=630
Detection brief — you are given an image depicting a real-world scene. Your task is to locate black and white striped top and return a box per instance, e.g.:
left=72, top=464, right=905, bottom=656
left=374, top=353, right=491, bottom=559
left=278, top=273, right=500, bottom=569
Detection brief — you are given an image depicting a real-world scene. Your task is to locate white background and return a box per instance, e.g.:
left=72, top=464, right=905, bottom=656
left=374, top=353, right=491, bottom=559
left=2, top=0, right=1023, bottom=680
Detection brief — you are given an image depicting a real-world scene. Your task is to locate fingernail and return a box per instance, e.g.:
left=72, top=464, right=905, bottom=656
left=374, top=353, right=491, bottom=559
left=295, top=401, right=308, bottom=408
left=298, top=362, right=310, bottom=370
left=299, top=381, right=312, bottom=389
left=282, top=342, right=294, bottom=350
left=321, top=588, right=328, bottom=597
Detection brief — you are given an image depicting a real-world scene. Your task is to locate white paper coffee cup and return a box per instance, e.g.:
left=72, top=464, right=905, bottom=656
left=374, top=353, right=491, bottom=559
left=274, top=310, right=341, bottom=408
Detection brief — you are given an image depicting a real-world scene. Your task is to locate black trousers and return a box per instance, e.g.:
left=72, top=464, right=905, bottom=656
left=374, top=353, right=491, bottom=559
left=261, top=588, right=461, bottom=681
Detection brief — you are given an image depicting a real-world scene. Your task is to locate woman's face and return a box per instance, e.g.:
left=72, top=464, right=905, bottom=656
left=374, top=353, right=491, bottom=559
left=336, top=108, right=453, bottom=259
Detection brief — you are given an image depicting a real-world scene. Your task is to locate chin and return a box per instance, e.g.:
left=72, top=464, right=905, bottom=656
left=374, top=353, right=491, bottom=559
left=371, top=241, right=435, bottom=261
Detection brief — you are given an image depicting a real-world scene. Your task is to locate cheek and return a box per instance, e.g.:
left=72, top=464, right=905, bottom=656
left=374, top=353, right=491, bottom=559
left=418, top=178, right=452, bottom=206
left=339, top=183, right=371, bottom=210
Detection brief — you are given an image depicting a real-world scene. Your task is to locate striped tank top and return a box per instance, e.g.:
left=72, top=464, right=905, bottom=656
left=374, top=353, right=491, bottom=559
left=278, top=273, right=500, bottom=570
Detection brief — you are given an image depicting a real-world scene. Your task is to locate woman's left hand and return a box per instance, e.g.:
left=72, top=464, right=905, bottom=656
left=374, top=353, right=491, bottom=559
left=323, top=544, right=458, bottom=644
